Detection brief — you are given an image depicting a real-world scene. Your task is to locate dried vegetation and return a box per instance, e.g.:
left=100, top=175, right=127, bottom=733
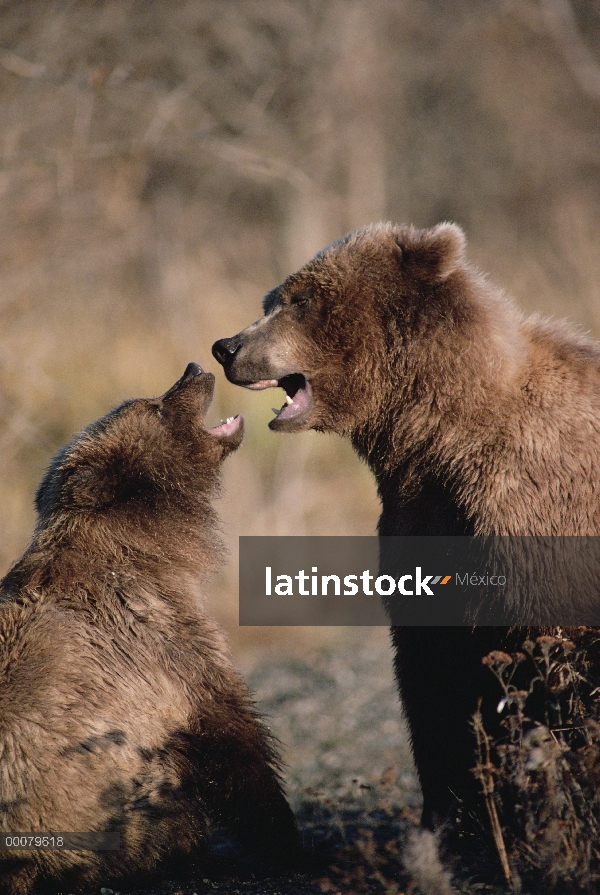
left=472, top=633, right=600, bottom=894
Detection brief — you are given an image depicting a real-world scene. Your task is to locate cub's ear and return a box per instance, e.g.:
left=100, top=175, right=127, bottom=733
left=35, top=438, right=159, bottom=520
left=63, top=458, right=148, bottom=510
left=395, top=222, right=467, bottom=281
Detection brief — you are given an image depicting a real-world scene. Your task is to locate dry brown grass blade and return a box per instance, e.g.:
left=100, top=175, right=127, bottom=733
left=473, top=707, right=516, bottom=892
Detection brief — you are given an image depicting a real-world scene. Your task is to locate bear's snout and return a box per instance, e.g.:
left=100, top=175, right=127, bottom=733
left=212, top=336, right=242, bottom=366
left=212, top=324, right=283, bottom=386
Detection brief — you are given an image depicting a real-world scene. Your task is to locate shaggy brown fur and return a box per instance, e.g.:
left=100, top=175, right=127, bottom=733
left=0, top=363, right=298, bottom=895
left=212, top=223, right=600, bottom=827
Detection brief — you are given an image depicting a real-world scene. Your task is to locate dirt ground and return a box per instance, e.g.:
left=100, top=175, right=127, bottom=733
left=240, top=629, right=423, bottom=894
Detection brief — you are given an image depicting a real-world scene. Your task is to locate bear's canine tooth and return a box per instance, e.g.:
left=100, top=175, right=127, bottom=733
left=285, top=395, right=294, bottom=405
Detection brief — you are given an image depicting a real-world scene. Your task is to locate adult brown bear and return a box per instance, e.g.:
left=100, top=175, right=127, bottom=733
left=0, top=364, right=298, bottom=895
left=212, top=223, right=600, bottom=828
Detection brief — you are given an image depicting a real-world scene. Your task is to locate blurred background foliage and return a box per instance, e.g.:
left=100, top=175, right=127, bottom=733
left=1, top=0, right=600, bottom=639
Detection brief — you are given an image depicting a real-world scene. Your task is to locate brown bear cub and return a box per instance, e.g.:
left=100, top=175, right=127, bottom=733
left=213, top=224, right=600, bottom=828
left=0, top=363, right=298, bottom=895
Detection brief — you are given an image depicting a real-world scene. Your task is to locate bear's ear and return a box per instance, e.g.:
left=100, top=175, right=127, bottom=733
left=426, top=223, right=466, bottom=279
left=67, top=444, right=164, bottom=511
left=35, top=457, right=112, bottom=520
left=65, top=459, right=141, bottom=510
left=396, top=222, right=467, bottom=281
left=36, top=436, right=160, bottom=520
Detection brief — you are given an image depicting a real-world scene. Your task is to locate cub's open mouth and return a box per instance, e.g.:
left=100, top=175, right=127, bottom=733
left=241, top=373, right=314, bottom=429
left=165, top=363, right=244, bottom=447
left=208, top=414, right=243, bottom=438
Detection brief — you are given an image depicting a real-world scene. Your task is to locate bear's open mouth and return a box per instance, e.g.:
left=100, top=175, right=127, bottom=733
left=243, top=373, right=313, bottom=422
left=270, top=373, right=313, bottom=422
left=208, top=414, right=243, bottom=437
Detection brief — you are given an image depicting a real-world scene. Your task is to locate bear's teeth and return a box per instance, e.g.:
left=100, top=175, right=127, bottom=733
left=226, top=417, right=233, bottom=423
left=285, top=395, right=294, bottom=405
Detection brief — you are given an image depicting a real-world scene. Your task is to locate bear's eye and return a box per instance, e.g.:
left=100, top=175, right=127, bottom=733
left=290, top=294, right=308, bottom=308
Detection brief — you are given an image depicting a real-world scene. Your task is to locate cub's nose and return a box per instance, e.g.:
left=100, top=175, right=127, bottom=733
left=212, top=337, right=240, bottom=366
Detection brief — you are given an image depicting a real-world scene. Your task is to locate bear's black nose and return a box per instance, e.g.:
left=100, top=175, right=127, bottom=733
left=182, top=362, right=203, bottom=380
left=212, top=337, right=240, bottom=366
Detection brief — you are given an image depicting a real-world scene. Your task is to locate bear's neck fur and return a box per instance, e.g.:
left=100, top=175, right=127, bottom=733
left=2, top=491, right=222, bottom=622
left=351, top=271, right=600, bottom=537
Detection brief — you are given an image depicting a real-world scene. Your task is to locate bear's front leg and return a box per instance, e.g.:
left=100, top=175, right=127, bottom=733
left=391, top=626, right=506, bottom=829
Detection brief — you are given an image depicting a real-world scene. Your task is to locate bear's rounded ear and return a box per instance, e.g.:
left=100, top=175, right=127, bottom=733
left=426, top=222, right=466, bottom=279
left=66, top=463, right=120, bottom=509
left=395, top=222, right=467, bottom=282
left=35, top=458, right=117, bottom=520
left=42, top=459, right=120, bottom=512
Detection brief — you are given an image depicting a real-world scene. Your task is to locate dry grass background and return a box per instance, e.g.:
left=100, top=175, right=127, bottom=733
left=2, top=0, right=600, bottom=644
